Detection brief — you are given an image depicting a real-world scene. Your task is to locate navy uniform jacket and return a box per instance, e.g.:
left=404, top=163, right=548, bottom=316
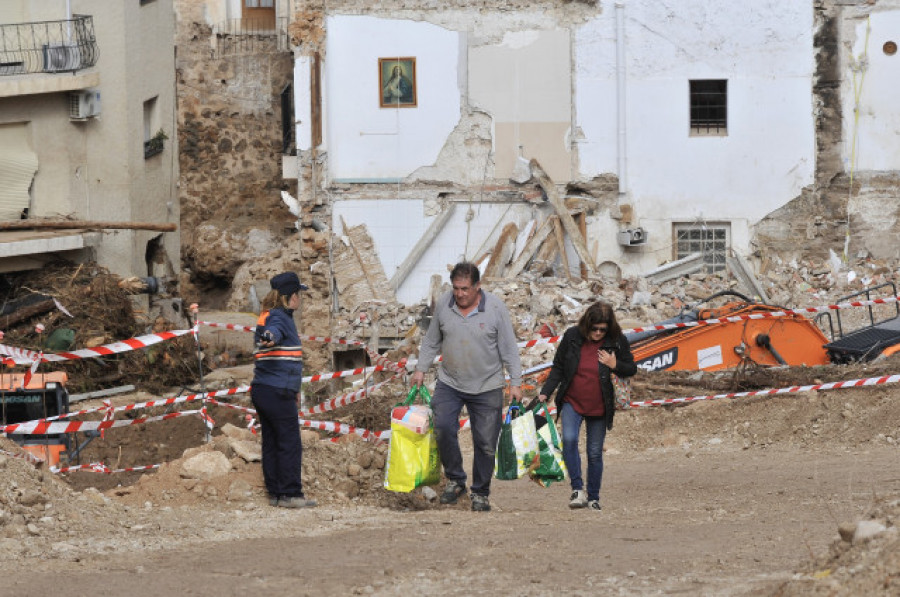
left=252, top=307, right=303, bottom=392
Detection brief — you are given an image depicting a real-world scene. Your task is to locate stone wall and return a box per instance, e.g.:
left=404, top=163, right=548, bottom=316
left=175, top=1, right=295, bottom=303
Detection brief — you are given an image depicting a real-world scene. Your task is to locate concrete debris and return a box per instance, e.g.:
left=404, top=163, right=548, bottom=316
left=329, top=255, right=900, bottom=375
left=644, top=252, right=704, bottom=284
left=180, top=451, right=233, bottom=481
left=852, top=520, right=889, bottom=544
left=333, top=221, right=397, bottom=310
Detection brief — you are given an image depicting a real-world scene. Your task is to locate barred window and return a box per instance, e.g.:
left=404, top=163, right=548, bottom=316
left=674, top=223, right=730, bottom=272
left=690, top=80, right=727, bottom=136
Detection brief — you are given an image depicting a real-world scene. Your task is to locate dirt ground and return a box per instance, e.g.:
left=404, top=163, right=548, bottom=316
left=0, top=356, right=898, bottom=596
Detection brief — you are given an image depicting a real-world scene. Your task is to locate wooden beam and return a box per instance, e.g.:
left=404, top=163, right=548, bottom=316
left=552, top=217, right=575, bottom=281
left=1, top=299, right=53, bottom=329
left=0, top=220, right=176, bottom=232
left=311, top=52, right=322, bottom=148
left=389, top=203, right=455, bottom=291
left=507, top=216, right=554, bottom=278
left=482, top=222, right=518, bottom=279
left=340, top=216, right=377, bottom=296
left=531, top=216, right=559, bottom=274
left=530, top=159, right=595, bottom=273
left=576, top=212, right=588, bottom=279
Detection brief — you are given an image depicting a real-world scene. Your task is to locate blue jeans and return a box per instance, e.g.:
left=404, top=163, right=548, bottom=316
left=560, top=401, right=607, bottom=501
left=431, top=380, right=503, bottom=496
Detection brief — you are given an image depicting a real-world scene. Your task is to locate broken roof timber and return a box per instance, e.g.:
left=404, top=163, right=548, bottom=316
left=507, top=216, right=555, bottom=278
left=530, top=158, right=596, bottom=274
left=389, top=203, right=455, bottom=292
left=483, top=221, right=519, bottom=279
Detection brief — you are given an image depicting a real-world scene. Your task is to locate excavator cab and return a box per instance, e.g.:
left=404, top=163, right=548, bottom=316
left=823, top=282, right=900, bottom=364
left=0, top=372, right=70, bottom=465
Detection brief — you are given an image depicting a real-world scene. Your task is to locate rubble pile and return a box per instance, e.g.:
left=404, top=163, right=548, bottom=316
left=0, top=437, right=127, bottom=546
left=0, top=263, right=201, bottom=394
left=775, top=497, right=900, bottom=596
left=329, top=255, right=900, bottom=375
left=109, top=423, right=429, bottom=511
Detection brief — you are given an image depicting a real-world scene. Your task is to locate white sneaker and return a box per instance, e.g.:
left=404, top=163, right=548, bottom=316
left=569, top=489, right=587, bottom=509
left=588, top=500, right=602, bottom=512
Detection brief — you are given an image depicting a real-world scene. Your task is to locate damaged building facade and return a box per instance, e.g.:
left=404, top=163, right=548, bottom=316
left=0, top=0, right=179, bottom=279
left=278, top=0, right=900, bottom=307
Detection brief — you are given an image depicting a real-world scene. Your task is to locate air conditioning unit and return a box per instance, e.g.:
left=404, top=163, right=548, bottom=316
left=617, top=227, right=648, bottom=247
left=68, top=90, right=101, bottom=120
left=42, top=43, right=82, bottom=73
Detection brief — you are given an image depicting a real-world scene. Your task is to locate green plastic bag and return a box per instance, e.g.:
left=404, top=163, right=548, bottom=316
left=384, top=386, right=441, bottom=493
left=529, top=403, right=567, bottom=487
left=494, top=405, right=519, bottom=480
left=494, top=401, right=539, bottom=480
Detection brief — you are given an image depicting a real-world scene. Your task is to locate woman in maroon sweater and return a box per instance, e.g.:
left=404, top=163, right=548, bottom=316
left=538, top=302, right=636, bottom=511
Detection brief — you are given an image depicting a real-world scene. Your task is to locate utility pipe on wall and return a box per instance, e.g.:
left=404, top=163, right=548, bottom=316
left=615, top=1, right=627, bottom=198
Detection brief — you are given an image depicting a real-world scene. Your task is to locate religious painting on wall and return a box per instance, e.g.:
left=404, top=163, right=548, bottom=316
left=379, top=57, right=417, bottom=108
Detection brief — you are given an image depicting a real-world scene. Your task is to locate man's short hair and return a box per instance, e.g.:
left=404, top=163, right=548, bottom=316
left=450, top=262, right=480, bottom=285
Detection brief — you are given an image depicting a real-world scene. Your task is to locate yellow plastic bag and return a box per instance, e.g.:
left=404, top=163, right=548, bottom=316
left=384, top=387, right=441, bottom=493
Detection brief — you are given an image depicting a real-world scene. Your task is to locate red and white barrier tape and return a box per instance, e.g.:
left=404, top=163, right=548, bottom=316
left=34, top=385, right=251, bottom=423
left=303, top=363, right=396, bottom=383
left=302, top=335, right=367, bottom=347
left=195, top=320, right=255, bottom=332
left=50, top=462, right=161, bottom=474
left=205, top=398, right=255, bottom=415
left=298, top=418, right=390, bottom=442
left=627, top=373, right=900, bottom=408
left=197, top=321, right=369, bottom=349
left=0, top=328, right=196, bottom=366
left=299, top=375, right=399, bottom=416
left=2, top=409, right=202, bottom=435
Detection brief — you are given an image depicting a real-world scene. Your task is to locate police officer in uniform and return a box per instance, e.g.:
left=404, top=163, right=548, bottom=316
left=251, top=271, right=316, bottom=508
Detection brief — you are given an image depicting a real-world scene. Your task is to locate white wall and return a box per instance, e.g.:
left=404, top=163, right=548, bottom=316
left=317, top=2, right=819, bottom=304
left=843, top=9, right=900, bottom=171
left=576, top=0, right=815, bottom=266
left=324, top=16, right=461, bottom=181
left=333, top=199, right=540, bottom=305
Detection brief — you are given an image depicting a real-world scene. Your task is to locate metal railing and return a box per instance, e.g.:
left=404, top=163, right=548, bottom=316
left=0, top=15, right=98, bottom=76
left=214, top=17, right=288, bottom=58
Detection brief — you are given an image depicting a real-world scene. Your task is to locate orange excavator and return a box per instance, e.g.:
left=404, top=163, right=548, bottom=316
left=0, top=371, right=70, bottom=465
left=626, top=284, right=900, bottom=373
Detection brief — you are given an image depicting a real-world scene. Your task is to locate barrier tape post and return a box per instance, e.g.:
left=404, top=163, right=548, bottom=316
left=188, top=303, right=209, bottom=444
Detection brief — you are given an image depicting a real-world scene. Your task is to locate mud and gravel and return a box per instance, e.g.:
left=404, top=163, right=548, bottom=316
left=0, top=354, right=898, bottom=596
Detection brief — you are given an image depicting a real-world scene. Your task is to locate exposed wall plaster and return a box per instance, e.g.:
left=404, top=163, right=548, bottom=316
left=754, top=0, right=900, bottom=264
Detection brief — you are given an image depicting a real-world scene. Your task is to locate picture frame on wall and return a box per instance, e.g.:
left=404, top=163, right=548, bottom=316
left=379, top=57, right=417, bottom=108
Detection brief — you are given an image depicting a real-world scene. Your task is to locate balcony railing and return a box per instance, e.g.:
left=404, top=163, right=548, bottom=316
left=0, top=15, right=98, bottom=76
left=214, top=17, right=288, bottom=58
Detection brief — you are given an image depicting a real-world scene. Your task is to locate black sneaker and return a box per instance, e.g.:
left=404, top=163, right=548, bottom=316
left=440, top=480, right=467, bottom=504
left=471, top=493, right=491, bottom=512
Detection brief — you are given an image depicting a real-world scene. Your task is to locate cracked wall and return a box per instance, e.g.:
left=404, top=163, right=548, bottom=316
left=754, top=0, right=900, bottom=264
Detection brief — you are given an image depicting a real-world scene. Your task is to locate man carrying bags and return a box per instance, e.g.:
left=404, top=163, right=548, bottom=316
left=411, top=262, right=522, bottom=512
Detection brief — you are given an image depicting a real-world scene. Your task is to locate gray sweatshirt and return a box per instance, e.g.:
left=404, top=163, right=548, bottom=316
left=416, top=289, right=522, bottom=393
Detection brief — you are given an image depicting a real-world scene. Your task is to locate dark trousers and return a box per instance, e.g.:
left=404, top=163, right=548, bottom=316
left=432, top=380, right=503, bottom=496
left=251, top=383, right=304, bottom=498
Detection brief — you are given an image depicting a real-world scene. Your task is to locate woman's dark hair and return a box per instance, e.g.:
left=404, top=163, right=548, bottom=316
left=577, top=301, right=622, bottom=340
left=450, top=262, right=480, bottom=285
